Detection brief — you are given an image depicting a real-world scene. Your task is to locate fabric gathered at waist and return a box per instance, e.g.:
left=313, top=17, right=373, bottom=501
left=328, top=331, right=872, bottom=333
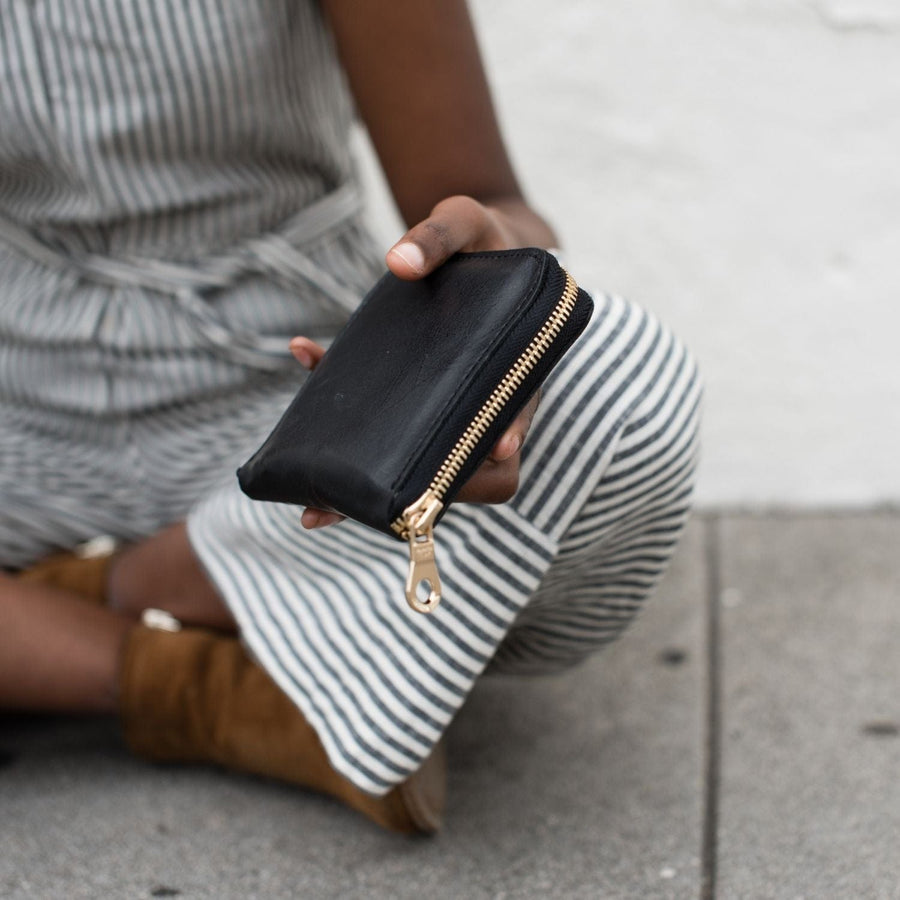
left=0, top=183, right=365, bottom=371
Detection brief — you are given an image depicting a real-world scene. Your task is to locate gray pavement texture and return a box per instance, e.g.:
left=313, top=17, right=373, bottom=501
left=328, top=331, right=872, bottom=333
left=1, top=512, right=899, bottom=900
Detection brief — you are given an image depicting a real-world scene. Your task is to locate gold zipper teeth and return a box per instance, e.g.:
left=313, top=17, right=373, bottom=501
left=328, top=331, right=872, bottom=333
left=392, top=271, right=579, bottom=537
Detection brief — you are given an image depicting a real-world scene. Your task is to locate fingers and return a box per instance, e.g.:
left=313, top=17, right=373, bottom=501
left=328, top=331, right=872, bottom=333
left=289, top=341, right=341, bottom=530
left=301, top=508, right=345, bottom=529
left=386, top=195, right=511, bottom=280
left=455, top=391, right=541, bottom=504
left=290, top=336, right=327, bottom=370
left=453, top=454, right=520, bottom=505
left=489, top=390, right=541, bottom=462
left=491, top=430, right=522, bottom=463
left=453, top=392, right=539, bottom=503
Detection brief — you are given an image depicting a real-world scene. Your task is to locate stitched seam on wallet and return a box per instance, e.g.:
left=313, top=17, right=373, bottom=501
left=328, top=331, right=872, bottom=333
left=388, top=248, right=552, bottom=504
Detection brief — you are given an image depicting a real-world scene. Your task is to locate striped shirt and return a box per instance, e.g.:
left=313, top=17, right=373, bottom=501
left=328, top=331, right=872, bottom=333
left=1, top=0, right=381, bottom=412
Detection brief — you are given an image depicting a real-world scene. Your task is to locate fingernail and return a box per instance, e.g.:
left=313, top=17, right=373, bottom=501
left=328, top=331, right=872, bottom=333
left=301, top=510, right=320, bottom=529
left=389, top=242, right=426, bottom=273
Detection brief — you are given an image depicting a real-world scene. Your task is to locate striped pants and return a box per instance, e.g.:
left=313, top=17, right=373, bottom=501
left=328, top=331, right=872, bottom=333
left=187, top=293, right=702, bottom=793
left=1, top=282, right=701, bottom=795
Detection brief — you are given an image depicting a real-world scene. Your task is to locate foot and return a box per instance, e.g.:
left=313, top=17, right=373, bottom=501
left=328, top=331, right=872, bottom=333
left=119, top=620, right=446, bottom=835
left=15, top=537, right=118, bottom=604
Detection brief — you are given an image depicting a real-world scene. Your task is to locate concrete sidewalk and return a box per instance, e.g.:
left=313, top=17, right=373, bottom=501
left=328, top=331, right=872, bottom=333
left=2, top=512, right=899, bottom=899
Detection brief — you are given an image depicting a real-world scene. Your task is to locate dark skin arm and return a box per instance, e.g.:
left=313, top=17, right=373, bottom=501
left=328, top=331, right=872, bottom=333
left=301, top=0, right=556, bottom=528
left=321, top=0, right=556, bottom=238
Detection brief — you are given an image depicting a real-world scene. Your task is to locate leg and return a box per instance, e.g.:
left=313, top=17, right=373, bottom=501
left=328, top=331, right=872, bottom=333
left=13, top=521, right=235, bottom=630
left=0, top=572, right=130, bottom=712
left=16, top=521, right=238, bottom=632
left=180, top=291, right=701, bottom=801
left=491, top=295, right=703, bottom=673
left=119, top=621, right=445, bottom=834
left=107, top=522, right=235, bottom=631
left=0, top=570, right=443, bottom=834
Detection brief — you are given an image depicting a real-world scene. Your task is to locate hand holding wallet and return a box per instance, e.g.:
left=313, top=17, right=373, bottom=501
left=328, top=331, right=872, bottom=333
left=238, top=248, right=593, bottom=613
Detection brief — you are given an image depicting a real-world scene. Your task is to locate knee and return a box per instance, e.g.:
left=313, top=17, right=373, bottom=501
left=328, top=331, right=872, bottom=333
left=610, top=322, right=702, bottom=513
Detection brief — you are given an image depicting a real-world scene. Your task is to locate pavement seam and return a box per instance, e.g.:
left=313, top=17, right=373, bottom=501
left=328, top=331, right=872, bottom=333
left=700, top=513, right=722, bottom=900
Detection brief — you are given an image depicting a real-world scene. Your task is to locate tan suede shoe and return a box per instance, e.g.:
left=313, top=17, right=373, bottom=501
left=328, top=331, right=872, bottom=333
left=16, top=537, right=118, bottom=604
left=119, top=618, right=445, bottom=835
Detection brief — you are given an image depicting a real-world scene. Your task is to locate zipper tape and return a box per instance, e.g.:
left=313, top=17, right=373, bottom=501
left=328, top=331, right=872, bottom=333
left=396, top=270, right=579, bottom=613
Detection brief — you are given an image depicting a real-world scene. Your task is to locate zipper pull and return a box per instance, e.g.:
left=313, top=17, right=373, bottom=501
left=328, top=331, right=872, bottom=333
left=402, top=491, right=444, bottom=613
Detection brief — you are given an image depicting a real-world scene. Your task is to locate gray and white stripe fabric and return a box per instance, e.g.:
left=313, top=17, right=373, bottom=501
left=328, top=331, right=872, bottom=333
left=1, top=0, right=381, bottom=565
left=188, top=296, right=702, bottom=794
left=0, top=374, right=300, bottom=568
left=1, top=0, right=358, bottom=258
left=0, top=1, right=702, bottom=796
left=1, top=0, right=381, bottom=413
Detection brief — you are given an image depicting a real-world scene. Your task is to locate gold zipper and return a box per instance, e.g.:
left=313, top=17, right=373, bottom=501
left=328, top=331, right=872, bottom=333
left=394, top=270, right=579, bottom=614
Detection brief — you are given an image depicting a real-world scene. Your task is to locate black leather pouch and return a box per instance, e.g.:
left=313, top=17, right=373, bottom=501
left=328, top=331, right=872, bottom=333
left=238, top=248, right=593, bottom=612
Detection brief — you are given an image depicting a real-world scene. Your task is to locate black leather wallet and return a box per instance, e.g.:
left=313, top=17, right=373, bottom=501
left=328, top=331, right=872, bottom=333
left=238, top=248, right=593, bottom=612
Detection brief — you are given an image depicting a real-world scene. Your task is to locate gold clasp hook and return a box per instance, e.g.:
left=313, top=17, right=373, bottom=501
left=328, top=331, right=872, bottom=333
left=402, top=491, right=444, bottom=613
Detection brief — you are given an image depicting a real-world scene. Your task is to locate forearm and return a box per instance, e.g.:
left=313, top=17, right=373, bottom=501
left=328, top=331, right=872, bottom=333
left=321, top=0, right=556, bottom=247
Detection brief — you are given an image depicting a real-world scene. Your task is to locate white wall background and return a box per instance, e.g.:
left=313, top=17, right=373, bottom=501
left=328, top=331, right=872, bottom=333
left=356, top=0, right=900, bottom=509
